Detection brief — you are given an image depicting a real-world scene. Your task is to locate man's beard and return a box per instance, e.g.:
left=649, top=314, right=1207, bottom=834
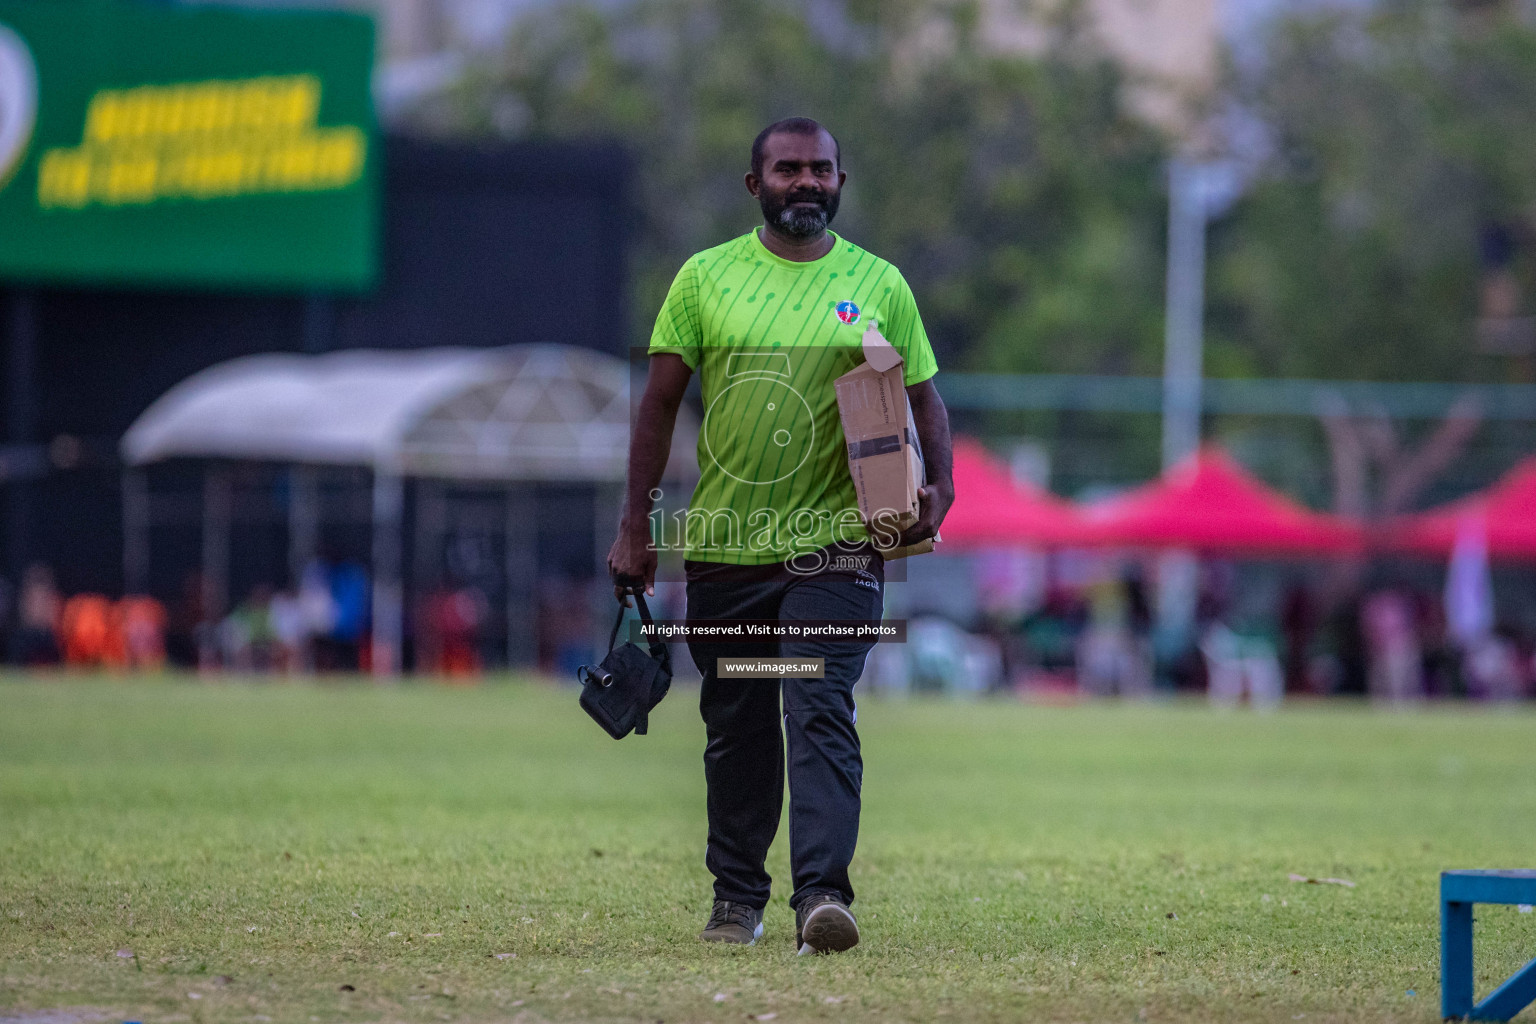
left=761, top=187, right=840, bottom=238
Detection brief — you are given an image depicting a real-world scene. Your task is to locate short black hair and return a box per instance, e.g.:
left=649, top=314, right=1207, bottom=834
left=751, top=117, right=840, bottom=178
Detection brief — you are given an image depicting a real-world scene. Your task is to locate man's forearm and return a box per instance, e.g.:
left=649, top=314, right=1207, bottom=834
left=910, top=382, right=953, bottom=494
left=620, top=390, right=680, bottom=531
left=609, top=355, right=690, bottom=594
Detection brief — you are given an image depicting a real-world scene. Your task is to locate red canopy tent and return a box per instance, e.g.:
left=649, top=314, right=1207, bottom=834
left=1382, top=457, right=1536, bottom=560
left=938, top=437, right=1093, bottom=549
left=1078, top=446, right=1365, bottom=555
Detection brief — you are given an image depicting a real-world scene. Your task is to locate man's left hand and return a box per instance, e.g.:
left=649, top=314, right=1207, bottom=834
left=900, top=481, right=953, bottom=546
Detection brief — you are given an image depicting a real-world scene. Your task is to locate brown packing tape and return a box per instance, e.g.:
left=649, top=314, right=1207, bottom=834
left=847, top=434, right=903, bottom=460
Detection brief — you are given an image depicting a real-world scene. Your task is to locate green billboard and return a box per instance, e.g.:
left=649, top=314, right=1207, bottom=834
left=0, top=0, right=377, bottom=290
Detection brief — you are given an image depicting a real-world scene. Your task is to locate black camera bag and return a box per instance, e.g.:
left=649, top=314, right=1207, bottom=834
left=578, top=591, right=672, bottom=739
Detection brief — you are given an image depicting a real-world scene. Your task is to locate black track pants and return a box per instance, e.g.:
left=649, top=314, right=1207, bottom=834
left=684, top=545, right=884, bottom=911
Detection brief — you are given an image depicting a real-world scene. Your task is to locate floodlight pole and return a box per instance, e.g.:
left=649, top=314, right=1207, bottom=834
left=1157, top=159, right=1210, bottom=649
left=201, top=466, right=232, bottom=669
left=1162, top=158, right=1208, bottom=470
left=371, top=469, right=404, bottom=678
left=506, top=484, right=536, bottom=669
left=287, top=464, right=319, bottom=587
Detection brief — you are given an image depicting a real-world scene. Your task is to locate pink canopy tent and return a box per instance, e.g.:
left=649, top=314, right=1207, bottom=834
left=938, top=437, right=1093, bottom=549
left=1078, top=446, right=1365, bottom=555
left=1382, top=457, right=1536, bottom=560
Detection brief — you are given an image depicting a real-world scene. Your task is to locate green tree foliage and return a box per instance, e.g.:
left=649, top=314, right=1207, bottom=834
left=426, top=0, right=1536, bottom=390
left=432, top=0, right=1170, bottom=371
left=1212, top=2, right=1536, bottom=383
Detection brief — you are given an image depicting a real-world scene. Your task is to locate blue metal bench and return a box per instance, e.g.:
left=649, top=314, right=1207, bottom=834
left=1442, top=870, right=1536, bottom=1021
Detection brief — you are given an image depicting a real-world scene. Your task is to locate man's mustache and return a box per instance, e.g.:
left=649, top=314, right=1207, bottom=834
left=784, top=190, right=830, bottom=206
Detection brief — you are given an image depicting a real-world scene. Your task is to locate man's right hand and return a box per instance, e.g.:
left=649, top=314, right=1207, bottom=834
left=606, top=520, right=657, bottom=606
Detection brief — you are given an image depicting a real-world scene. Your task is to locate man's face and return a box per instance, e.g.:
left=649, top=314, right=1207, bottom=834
left=749, top=130, right=844, bottom=238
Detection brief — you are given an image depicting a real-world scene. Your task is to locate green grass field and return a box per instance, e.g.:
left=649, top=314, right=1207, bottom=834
left=3, top=677, right=1535, bottom=1024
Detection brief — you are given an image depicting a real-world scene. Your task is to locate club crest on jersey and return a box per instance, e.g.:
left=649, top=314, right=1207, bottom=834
left=835, top=300, right=861, bottom=325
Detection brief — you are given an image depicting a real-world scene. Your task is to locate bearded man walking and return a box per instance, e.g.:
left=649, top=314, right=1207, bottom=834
left=607, top=117, right=953, bottom=953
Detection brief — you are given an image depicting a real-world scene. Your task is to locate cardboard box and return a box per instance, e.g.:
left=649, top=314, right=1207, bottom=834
left=833, top=322, right=936, bottom=559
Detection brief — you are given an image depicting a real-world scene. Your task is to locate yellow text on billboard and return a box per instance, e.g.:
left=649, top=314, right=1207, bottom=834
left=37, top=74, right=366, bottom=209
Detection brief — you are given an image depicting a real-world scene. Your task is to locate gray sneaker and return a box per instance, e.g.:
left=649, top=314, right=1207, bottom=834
left=700, top=900, right=764, bottom=944
left=794, top=893, right=859, bottom=955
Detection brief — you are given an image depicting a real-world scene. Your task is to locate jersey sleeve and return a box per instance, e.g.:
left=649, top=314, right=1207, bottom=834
left=882, top=271, right=938, bottom=386
left=647, top=261, right=702, bottom=369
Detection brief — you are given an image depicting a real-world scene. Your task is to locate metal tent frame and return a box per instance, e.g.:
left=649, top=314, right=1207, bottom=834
left=121, top=344, right=698, bottom=675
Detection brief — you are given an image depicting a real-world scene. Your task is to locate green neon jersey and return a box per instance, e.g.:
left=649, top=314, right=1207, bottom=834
left=648, top=228, right=938, bottom=565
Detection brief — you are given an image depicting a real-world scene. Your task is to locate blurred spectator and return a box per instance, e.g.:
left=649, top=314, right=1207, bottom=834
left=59, top=593, right=115, bottom=668
left=1442, top=516, right=1513, bottom=702
left=118, top=595, right=167, bottom=671
left=299, top=556, right=368, bottom=671
left=268, top=588, right=307, bottom=674
left=1280, top=584, right=1316, bottom=694
left=1362, top=587, right=1424, bottom=703
left=1017, top=584, right=1084, bottom=687
left=538, top=577, right=590, bottom=678
left=297, top=559, right=338, bottom=669
left=906, top=615, right=999, bottom=696
left=1323, top=595, right=1368, bottom=696
left=864, top=611, right=1000, bottom=696
left=863, top=636, right=908, bottom=696
left=0, top=574, right=13, bottom=663
left=414, top=584, right=445, bottom=676
left=976, top=607, right=1023, bottom=694
left=220, top=585, right=276, bottom=672
left=326, top=560, right=369, bottom=671
left=1463, top=625, right=1528, bottom=702
left=1076, top=576, right=1153, bottom=699
left=419, top=580, right=485, bottom=679
left=1200, top=622, right=1284, bottom=710
left=975, top=549, right=1047, bottom=690
left=11, top=564, right=62, bottom=666
left=1414, top=587, right=1460, bottom=698
left=164, top=571, right=205, bottom=668
left=1197, top=584, right=1282, bottom=710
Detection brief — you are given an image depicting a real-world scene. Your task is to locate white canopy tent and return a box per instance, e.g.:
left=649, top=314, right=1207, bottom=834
left=122, top=344, right=698, bottom=675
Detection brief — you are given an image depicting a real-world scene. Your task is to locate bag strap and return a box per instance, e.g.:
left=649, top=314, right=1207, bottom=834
left=606, top=600, right=626, bottom=652
left=607, top=588, right=668, bottom=659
